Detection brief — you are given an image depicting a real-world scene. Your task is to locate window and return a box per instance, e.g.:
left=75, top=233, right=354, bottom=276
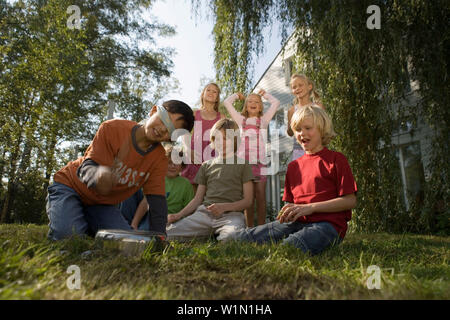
left=265, top=170, right=286, bottom=216
left=392, top=120, right=416, bottom=136
left=283, top=57, right=294, bottom=86
left=268, top=111, right=287, bottom=139
left=395, top=142, right=425, bottom=210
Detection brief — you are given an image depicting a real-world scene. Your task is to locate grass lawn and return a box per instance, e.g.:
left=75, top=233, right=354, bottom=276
left=0, top=224, right=448, bottom=300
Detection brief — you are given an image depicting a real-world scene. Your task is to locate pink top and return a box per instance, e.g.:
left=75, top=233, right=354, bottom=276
left=181, top=109, right=222, bottom=184
left=190, top=109, right=221, bottom=163
left=224, top=93, right=280, bottom=164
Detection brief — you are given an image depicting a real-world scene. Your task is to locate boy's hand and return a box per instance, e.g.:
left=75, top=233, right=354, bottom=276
left=206, top=203, right=228, bottom=217
left=95, top=166, right=115, bottom=195
left=167, top=213, right=182, bottom=224
left=130, top=222, right=139, bottom=230
left=277, top=203, right=314, bottom=223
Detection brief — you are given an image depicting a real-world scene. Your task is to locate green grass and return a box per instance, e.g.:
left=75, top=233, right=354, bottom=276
left=0, top=224, right=448, bottom=299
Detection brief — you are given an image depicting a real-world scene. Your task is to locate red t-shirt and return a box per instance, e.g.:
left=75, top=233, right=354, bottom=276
left=283, top=147, right=357, bottom=238
left=54, top=119, right=168, bottom=206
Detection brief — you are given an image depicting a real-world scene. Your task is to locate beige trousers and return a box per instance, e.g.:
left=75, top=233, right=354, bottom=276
left=166, top=205, right=246, bottom=241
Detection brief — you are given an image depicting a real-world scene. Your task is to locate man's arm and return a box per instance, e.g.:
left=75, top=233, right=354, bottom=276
left=206, top=180, right=253, bottom=217
left=167, top=184, right=206, bottom=224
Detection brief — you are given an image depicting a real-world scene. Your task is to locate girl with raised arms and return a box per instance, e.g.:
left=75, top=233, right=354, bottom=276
left=224, top=89, right=280, bottom=227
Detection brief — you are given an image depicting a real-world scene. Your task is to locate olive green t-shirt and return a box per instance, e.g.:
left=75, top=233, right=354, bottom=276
left=194, top=156, right=254, bottom=207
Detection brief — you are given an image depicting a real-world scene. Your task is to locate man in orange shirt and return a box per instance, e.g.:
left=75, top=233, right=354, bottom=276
left=47, top=100, right=194, bottom=240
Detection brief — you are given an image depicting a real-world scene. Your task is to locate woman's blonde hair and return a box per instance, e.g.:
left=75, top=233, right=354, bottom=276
left=290, top=73, right=321, bottom=106
left=290, top=105, right=336, bottom=145
left=200, top=83, right=221, bottom=112
left=209, top=118, right=240, bottom=151
left=241, top=93, right=263, bottom=118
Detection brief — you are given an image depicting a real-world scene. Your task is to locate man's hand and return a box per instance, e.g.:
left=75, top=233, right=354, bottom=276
left=206, top=203, right=228, bottom=218
left=277, top=203, right=314, bottom=223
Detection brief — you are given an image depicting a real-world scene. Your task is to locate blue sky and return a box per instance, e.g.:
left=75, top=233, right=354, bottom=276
left=148, top=0, right=284, bottom=108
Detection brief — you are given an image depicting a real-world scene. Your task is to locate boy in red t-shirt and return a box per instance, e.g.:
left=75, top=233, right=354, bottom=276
left=46, top=101, right=194, bottom=240
left=233, top=105, right=357, bottom=255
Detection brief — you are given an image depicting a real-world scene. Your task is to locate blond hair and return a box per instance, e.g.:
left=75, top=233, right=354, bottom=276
left=209, top=118, right=240, bottom=151
left=290, top=105, right=336, bottom=145
left=290, top=74, right=321, bottom=106
left=200, top=83, right=221, bottom=112
left=240, top=93, right=264, bottom=118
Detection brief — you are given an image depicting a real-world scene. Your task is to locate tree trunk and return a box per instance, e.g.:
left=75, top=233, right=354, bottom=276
left=0, top=147, right=6, bottom=204
left=42, top=134, right=58, bottom=194
left=0, top=180, right=17, bottom=224
left=0, top=129, right=24, bottom=224
left=1, top=166, right=19, bottom=224
left=0, top=147, right=6, bottom=183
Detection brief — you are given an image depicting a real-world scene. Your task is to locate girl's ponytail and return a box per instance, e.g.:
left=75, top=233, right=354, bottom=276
left=312, top=89, right=321, bottom=104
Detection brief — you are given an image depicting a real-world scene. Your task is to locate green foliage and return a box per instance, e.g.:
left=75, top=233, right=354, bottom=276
left=195, top=0, right=450, bottom=234
left=192, top=0, right=275, bottom=96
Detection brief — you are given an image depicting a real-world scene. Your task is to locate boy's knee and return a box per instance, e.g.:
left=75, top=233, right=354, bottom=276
left=283, top=222, right=339, bottom=255
left=216, top=224, right=245, bottom=242
left=282, top=234, right=309, bottom=253
left=225, top=227, right=253, bottom=242
left=48, top=222, right=89, bottom=241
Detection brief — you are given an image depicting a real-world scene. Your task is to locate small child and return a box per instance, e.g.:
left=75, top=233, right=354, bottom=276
left=287, top=74, right=324, bottom=161
left=224, top=89, right=280, bottom=227
left=166, top=118, right=254, bottom=241
left=119, top=145, right=194, bottom=230
left=233, top=106, right=357, bottom=255
left=46, top=101, right=194, bottom=240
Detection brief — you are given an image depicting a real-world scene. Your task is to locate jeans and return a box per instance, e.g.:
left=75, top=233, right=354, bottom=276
left=118, top=189, right=150, bottom=231
left=233, top=220, right=341, bottom=255
left=46, top=182, right=132, bottom=240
